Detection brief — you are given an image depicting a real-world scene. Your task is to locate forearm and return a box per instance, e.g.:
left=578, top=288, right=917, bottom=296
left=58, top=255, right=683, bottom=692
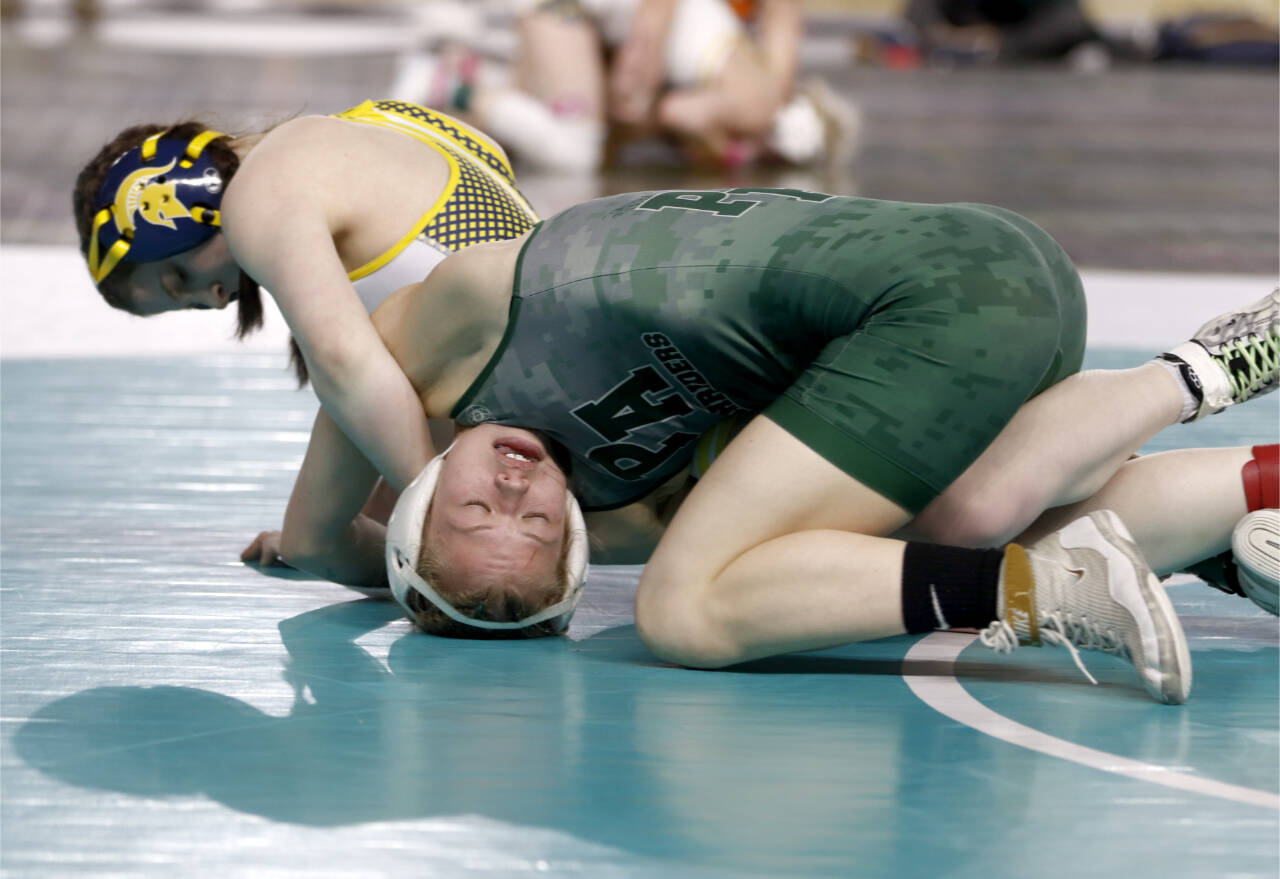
left=306, top=345, right=433, bottom=493
left=283, top=513, right=389, bottom=587
left=280, top=408, right=385, bottom=584
left=245, top=223, right=434, bottom=494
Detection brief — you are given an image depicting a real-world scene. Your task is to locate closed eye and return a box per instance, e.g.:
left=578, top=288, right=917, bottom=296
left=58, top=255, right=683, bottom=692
left=160, top=266, right=190, bottom=302
left=161, top=272, right=181, bottom=303
left=465, top=500, right=490, bottom=512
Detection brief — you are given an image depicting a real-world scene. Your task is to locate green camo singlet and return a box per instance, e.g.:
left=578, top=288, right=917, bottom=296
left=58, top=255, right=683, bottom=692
left=452, top=188, right=1085, bottom=512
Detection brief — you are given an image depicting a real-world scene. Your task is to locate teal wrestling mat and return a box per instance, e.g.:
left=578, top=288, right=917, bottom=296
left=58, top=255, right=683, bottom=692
left=4, top=3, right=1278, bottom=871
left=2, top=350, right=1276, bottom=878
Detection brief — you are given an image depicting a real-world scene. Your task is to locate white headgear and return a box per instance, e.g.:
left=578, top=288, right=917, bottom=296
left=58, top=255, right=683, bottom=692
left=385, top=444, right=590, bottom=633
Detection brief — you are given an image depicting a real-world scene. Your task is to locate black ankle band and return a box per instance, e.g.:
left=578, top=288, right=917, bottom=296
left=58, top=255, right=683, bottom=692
left=901, top=543, right=1005, bottom=634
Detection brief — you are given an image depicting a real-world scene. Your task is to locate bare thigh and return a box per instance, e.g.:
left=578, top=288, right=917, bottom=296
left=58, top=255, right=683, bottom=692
left=906, top=364, right=1183, bottom=547
left=513, top=9, right=607, bottom=118
left=636, top=416, right=912, bottom=666
left=656, top=43, right=779, bottom=141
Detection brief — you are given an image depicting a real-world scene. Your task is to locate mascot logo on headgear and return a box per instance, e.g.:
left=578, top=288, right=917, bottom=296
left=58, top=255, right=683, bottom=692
left=111, top=160, right=193, bottom=235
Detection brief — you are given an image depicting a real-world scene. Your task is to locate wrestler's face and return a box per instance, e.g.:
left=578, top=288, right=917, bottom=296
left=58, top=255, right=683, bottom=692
left=124, top=233, right=240, bottom=315
left=425, top=425, right=570, bottom=615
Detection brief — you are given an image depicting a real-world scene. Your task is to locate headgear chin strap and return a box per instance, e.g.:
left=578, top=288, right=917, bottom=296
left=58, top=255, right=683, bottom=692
left=385, top=444, right=590, bottom=633
left=88, top=129, right=227, bottom=284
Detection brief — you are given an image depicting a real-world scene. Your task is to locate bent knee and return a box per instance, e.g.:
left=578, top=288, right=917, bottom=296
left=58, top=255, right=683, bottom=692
left=914, top=489, right=1043, bottom=548
left=635, top=571, right=743, bottom=669
left=656, top=93, right=716, bottom=137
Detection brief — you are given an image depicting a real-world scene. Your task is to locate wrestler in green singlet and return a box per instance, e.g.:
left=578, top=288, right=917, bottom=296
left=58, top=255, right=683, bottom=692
left=452, top=188, right=1086, bottom=512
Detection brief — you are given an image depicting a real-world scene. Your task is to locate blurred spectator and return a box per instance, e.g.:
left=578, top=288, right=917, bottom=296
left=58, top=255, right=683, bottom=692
left=903, top=0, right=1109, bottom=65
left=1154, top=14, right=1279, bottom=66
left=397, top=0, right=859, bottom=173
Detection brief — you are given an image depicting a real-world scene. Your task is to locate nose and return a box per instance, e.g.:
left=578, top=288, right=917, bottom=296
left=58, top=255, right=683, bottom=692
left=186, top=283, right=228, bottom=310
left=207, top=282, right=229, bottom=309
left=494, top=470, right=530, bottom=497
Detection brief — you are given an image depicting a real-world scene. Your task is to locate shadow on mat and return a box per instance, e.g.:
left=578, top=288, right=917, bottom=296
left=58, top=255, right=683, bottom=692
left=9, top=598, right=1134, bottom=866
left=576, top=621, right=1093, bottom=686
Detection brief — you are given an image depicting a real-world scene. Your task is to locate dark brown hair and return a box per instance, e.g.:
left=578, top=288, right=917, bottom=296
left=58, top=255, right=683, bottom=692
left=72, top=121, right=264, bottom=342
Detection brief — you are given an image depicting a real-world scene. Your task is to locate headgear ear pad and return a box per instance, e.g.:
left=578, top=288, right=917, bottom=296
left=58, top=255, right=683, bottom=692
left=385, top=445, right=590, bottom=632
left=88, top=129, right=227, bottom=284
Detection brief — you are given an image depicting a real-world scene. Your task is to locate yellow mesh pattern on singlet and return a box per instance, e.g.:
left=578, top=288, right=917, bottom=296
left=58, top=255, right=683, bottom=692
left=333, top=100, right=538, bottom=281
left=420, top=139, right=534, bottom=251
left=364, top=100, right=519, bottom=187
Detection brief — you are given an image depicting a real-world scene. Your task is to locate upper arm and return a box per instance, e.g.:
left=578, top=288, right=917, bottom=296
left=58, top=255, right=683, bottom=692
left=222, top=126, right=434, bottom=491
left=221, top=136, right=378, bottom=370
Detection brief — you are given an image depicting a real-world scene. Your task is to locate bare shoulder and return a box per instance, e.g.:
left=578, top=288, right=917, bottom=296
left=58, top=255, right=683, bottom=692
left=225, top=111, right=448, bottom=224
left=229, top=115, right=344, bottom=186
left=221, top=116, right=337, bottom=220
left=217, top=116, right=359, bottom=285
left=262, top=113, right=367, bottom=153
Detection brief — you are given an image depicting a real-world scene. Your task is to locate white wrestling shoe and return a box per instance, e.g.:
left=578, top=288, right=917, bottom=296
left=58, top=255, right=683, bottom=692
left=1158, top=288, right=1280, bottom=422
left=1232, top=509, right=1279, bottom=616
left=1179, top=509, right=1279, bottom=616
left=802, top=76, right=862, bottom=170
left=981, top=510, right=1192, bottom=704
left=766, top=77, right=862, bottom=169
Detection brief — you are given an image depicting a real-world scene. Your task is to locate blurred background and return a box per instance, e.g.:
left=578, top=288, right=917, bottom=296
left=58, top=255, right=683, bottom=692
left=1, top=0, right=1276, bottom=356
left=1, top=6, right=1276, bottom=876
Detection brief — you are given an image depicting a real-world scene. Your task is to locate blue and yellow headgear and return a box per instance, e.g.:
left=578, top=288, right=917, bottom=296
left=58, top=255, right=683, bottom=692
left=88, top=129, right=227, bottom=284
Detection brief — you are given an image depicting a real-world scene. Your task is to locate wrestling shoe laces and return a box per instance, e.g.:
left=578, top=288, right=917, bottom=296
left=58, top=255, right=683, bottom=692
left=980, top=610, right=1119, bottom=686
left=1214, top=327, right=1279, bottom=402
left=1159, top=289, right=1280, bottom=421
left=979, top=510, right=1192, bottom=704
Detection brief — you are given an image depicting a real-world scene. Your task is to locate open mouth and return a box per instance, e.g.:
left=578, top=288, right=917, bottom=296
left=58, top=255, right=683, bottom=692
left=494, top=434, right=545, bottom=469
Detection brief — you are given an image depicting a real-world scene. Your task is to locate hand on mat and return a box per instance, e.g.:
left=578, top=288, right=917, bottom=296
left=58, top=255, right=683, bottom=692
left=240, top=530, right=291, bottom=568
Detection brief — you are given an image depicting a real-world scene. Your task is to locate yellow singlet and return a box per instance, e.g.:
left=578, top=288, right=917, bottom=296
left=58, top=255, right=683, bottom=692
left=332, top=100, right=540, bottom=313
